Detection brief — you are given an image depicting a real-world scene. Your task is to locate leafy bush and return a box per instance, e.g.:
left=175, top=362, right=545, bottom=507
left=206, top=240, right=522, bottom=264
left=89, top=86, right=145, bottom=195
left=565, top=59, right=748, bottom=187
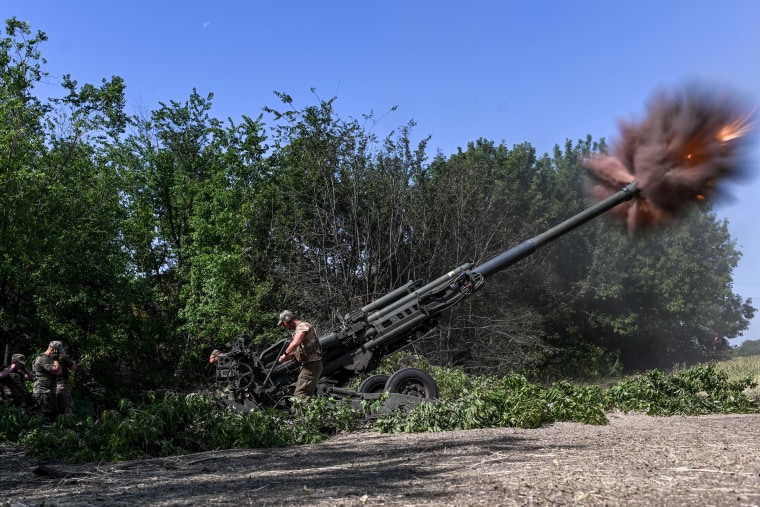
left=288, top=395, right=365, bottom=444
left=603, top=363, right=758, bottom=416
left=536, top=342, right=623, bottom=383
left=373, top=373, right=607, bottom=433
left=425, top=364, right=479, bottom=400
left=20, top=391, right=345, bottom=463
left=544, top=381, right=608, bottom=425
left=4, top=362, right=758, bottom=463
left=0, top=406, right=43, bottom=442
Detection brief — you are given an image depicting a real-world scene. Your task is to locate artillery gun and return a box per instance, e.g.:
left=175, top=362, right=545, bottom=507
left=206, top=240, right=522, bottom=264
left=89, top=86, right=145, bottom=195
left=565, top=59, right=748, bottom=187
left=214, top=86, right=753, bottom=412
left=215, top=182, right=641, bottom=411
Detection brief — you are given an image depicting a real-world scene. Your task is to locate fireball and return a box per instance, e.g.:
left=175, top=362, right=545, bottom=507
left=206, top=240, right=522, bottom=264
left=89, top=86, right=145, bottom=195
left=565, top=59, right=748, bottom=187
left=584, top=84, right=755, bottom=232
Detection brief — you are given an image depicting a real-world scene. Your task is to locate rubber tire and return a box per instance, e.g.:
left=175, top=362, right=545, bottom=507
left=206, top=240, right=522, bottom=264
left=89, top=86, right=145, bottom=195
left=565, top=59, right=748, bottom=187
left=385, top=368, right=439, bottom=400
left=358, top=374, right=390, bottom=394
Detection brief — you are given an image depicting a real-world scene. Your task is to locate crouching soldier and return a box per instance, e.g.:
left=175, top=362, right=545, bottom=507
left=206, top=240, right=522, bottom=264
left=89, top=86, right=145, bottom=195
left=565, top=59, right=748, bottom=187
left=0, top=354, right=34, bottom=407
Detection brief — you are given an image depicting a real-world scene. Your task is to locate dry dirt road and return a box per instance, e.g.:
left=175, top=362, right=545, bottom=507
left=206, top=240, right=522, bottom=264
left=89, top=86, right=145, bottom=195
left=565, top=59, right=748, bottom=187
left=2, top=412, right=760, bottom=506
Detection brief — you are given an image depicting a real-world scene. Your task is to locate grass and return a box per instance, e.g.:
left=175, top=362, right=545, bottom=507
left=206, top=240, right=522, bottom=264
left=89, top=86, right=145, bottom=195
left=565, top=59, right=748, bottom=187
left=714, top=354, right=760, bottom=400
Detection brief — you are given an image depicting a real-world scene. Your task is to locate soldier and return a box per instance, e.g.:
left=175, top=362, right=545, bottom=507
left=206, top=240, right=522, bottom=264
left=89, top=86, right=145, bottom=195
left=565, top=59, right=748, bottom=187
left=276, top=310, right=324, bottom=399
left=32, top=341, right=63, bottom=421
left=0, top=354, right=34, bottom=407
left=56, top=344, right=78, bottom=416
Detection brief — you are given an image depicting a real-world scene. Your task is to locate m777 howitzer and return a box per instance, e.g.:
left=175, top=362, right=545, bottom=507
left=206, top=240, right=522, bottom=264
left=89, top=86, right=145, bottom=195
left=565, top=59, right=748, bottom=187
left=215, top=86, right=753, bottom=412
left=216, top=182, right=641, bottom=411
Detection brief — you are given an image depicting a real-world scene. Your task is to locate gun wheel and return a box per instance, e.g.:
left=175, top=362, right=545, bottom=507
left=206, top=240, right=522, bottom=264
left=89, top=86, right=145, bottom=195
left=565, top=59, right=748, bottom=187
left=386, top=368, right=439, bottom=400
left=358, top=374, right=390, bottom=394
left=229, top=362, right=255, bottom=389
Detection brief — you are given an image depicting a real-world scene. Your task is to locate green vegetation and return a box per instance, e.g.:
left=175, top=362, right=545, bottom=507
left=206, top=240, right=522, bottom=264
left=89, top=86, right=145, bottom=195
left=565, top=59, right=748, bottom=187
left=732, top=339, right=760, bottom=357
left=604, top=363, right=757, bottom=416
left=2, top=360, right=756, bottom=464
left=7, top=392, right=361, bottom=463
left=715, top=353, right=760, bottom=399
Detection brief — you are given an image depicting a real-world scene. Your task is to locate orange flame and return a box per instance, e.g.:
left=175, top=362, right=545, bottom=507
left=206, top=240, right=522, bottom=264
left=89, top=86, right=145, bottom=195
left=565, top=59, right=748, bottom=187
left=717, top=111, right=755, bottom=142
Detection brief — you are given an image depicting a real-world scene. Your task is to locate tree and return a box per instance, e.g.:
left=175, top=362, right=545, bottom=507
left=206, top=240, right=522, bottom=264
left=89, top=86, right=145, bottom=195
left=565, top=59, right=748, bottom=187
left=262, top=92, right=430, bottom=327
left=556, top=198, right=754, bottom=372
left=0, top=18, right=50, bottom=358
left=733, top=339, right=760, bottom=357
left=409, top=139, right=555, bottom=375
left=0, top=18, right=137, bottom=406
left=115, top=89, right=275, bottom=381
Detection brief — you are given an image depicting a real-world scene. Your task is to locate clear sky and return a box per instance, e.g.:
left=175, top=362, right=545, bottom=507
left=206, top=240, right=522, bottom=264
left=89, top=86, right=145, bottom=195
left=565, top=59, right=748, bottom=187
left=5, top=1, right=760, bottom=343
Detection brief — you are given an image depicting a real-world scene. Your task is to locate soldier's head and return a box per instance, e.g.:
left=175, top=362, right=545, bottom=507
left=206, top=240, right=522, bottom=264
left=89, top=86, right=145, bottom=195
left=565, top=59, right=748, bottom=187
left=47, top=340, right=64, bottom=356
left=11, top=354, right=26, bottom=366
left=277, top=310, right=296, bottom=330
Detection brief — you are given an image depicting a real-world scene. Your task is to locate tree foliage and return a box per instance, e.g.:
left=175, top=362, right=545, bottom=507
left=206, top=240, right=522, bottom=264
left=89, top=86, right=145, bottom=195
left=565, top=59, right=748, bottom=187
left=732, top=339, right=760, bottom=357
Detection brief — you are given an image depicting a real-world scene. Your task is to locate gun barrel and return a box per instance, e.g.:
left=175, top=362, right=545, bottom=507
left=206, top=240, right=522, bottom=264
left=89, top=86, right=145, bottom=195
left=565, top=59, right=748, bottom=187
left=473, top=181, right=639, bottom=278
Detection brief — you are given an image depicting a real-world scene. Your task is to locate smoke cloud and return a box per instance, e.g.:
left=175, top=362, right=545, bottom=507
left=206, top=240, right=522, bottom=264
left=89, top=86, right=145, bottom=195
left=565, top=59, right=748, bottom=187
left=584, top=84, right=755, bottom=232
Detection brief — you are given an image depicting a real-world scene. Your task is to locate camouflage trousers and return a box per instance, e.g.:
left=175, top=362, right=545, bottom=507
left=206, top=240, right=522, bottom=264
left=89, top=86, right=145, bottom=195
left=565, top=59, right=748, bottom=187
left=57, top=380, right=74, bottom=416
left=33, top=391, right=57, bottom=421
left=293, top=360, right=323, bottom=398
left=1, top=378, right=30, bottom=407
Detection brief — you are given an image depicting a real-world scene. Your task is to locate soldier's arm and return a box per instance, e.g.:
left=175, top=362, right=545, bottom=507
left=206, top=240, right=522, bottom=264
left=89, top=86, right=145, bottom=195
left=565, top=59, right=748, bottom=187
left=286, top=330, right=306, bottom=352
left=60, top=355, right=77, bottom=370
left=279, top=330, right=306, bottom=362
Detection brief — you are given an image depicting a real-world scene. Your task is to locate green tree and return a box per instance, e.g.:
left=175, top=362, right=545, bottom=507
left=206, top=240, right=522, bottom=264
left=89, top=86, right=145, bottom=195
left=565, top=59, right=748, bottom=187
left=733, top=339, right=760, bottom=357
left=409, top=139, right=555, bottom=375
left=552, top=197, right=754, bottom=372
left=115, top=89, right=275, bottom=382
left=263, top=92, right=429, bottom=327
left=0, top=18, right=50, bottom=357
left=0, top=18, right=135, bottom=407
left=178, top=112, right=275, bottom=368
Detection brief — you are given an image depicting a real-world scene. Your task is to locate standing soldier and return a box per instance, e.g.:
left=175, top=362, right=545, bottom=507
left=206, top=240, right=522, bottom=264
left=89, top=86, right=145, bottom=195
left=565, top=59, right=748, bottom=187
left=276, top=310, right=324, bottom=399
left=56, top=344, right=78, bottom=416
left=32, top=341, right=63, bottom=421
left=0, top=354, right=34, bottom=407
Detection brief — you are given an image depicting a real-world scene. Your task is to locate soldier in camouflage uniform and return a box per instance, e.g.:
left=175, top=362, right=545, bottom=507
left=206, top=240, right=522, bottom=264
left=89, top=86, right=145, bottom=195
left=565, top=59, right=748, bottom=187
left=32, top=341, right=63, bottom=421
left=0, top=354, right=34, bottom=407
left=56, top=344, right=78, bottom=416
left=277, top=310, right=324, bottom=398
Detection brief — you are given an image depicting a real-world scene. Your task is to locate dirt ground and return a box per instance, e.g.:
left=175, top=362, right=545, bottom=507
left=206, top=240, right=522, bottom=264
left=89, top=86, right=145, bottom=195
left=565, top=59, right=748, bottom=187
left=2, top=412, right=760, bottom=507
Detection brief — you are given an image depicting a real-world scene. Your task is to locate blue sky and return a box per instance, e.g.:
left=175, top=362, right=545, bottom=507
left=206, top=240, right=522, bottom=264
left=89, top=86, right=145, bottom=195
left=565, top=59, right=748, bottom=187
left=5, top=1, right=760, bottom=342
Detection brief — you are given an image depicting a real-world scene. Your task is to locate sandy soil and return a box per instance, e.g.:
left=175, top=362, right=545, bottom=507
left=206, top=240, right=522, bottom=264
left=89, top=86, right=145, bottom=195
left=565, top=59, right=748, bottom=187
left=2, top=412, right=760, bottom=506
